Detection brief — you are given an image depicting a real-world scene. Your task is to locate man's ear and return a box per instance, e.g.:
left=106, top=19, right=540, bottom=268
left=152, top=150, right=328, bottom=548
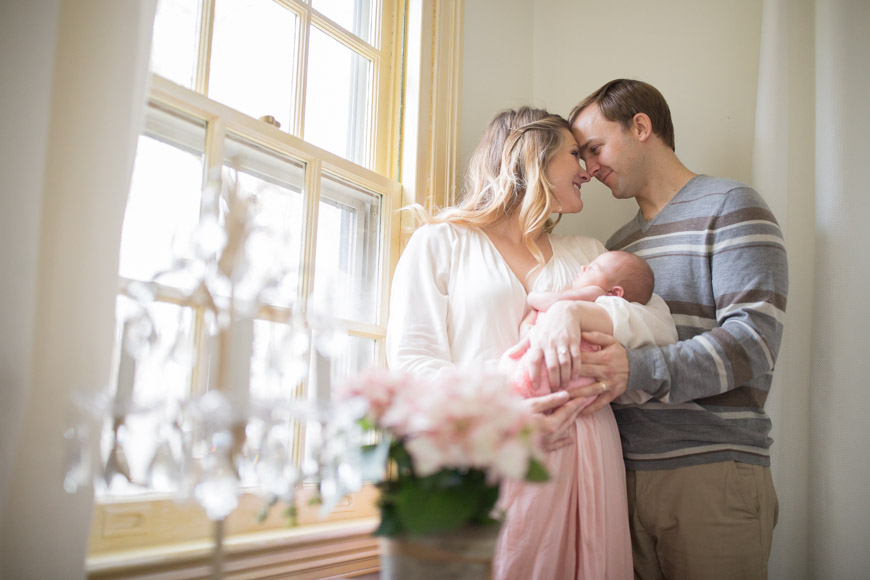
left=609, top=286, right=625, bottom=298
left=632, top=113, right=652, bottom=142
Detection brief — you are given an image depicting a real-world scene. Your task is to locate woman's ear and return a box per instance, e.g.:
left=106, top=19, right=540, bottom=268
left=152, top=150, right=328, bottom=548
left=609, top=286, right=625, bottom=298
left=632, top=113, right=653, bottom=142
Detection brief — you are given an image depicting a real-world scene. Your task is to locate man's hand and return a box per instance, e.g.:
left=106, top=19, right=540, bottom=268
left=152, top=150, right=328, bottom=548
left=573, top=331, right=630, bottom=416
left=524, top=390, right=586, bottom=451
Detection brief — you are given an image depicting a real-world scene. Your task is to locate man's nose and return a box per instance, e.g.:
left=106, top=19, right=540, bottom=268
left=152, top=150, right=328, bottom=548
left=585, top=159, right=600, bottom=177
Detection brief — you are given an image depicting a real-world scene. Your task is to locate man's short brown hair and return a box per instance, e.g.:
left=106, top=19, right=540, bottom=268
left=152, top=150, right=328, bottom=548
left=569, top=79, right=676, bottom=151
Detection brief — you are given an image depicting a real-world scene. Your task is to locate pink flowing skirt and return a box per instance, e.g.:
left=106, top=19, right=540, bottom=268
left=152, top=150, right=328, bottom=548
left=492, top=405, right=632, bottom=580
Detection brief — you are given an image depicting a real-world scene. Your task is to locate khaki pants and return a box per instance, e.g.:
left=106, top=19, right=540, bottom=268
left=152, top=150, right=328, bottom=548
left=626, top=462, right=778, bottom=580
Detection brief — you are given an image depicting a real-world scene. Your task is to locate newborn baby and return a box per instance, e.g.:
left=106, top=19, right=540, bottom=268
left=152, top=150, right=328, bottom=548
left=502, top=251, right=676, bottom=404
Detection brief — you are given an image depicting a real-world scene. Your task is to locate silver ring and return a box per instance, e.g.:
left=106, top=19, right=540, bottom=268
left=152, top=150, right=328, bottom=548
left=558, top=347, right=569, bottom=356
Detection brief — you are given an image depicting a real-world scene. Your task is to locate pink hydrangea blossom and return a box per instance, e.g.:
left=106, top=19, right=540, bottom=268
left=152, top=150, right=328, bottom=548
left=338, top=368, right=544, bottom=483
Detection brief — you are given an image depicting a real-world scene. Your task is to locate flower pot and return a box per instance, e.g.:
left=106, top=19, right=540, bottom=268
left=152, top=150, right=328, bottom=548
left=379, top=525, right=501, bottom=580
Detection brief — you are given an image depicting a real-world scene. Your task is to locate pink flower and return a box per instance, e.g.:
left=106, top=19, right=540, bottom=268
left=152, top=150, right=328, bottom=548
left=339, top=368, right=544, bottom=483
left=336, top=369, right=412, bottom=423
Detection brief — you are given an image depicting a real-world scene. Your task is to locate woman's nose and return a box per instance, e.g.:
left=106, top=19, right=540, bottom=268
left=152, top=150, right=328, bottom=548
left=577, top=166, right=591, bottom=183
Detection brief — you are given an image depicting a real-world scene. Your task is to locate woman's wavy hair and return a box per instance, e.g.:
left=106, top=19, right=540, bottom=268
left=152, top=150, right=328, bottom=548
left=410, top=107, right=571, bottom=265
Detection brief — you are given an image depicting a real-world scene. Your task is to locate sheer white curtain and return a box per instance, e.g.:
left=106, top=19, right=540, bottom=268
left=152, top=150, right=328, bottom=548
left=753, top=0, right=814, bottom=578
left=808, top=0, right=870, bottom=577
left=757, top=0, right=870, bottom=578
left=0, top=1, right=156, bottom=578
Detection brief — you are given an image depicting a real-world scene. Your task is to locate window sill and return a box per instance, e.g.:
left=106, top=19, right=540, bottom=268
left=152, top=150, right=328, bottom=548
left=87, top=517, right=381, bottom=579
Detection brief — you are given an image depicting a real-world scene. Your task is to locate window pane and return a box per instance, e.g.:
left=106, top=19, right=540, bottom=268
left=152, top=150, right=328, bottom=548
left=301, top=335, right=374, bottom=467
left=99, top=297, right=196, bottom=497
left=150, top=0, right=200, bottom=89
left=313, top=175, right=381, bottom=324
left=334, top=335, right=376, bottom=383
left=118, top=298, right=196, bottom=407
left=210, top=0, right=298, bottom=131
left=119, top=107, right=206, bottom=285
left=312, top=0, right=377, bottom=45
left=305, top=27, right=371, bottom=165
left=223, top=136, right=306, bottom=308
left=250, top=318, right=307, bottom=401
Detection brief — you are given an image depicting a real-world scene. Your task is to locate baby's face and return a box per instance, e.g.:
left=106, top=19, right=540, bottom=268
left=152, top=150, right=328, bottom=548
left=572, top=253, right=621, bottom=289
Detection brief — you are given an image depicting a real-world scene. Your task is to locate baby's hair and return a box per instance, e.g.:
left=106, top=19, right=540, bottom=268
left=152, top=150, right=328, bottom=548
left=609, top=251, right=655, bottom=303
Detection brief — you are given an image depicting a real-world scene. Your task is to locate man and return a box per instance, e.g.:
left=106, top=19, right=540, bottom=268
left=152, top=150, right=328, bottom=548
left=568, top=79, right=788, bottom=579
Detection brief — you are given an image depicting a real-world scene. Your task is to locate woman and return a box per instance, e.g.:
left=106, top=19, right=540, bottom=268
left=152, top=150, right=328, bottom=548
left=385, top=108, right=673, bottom=579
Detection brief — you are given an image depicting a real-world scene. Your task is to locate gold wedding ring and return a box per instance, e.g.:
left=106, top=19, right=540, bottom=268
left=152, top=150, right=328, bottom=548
left=599, top=381, right=608, bottom=393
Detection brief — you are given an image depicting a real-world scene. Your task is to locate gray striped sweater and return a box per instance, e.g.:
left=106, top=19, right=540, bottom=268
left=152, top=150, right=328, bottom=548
left=606, top=175, right=788, bottom=470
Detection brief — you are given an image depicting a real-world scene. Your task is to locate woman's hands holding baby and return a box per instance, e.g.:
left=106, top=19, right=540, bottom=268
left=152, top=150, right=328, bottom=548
left=523, top=301, right=587, bottom=387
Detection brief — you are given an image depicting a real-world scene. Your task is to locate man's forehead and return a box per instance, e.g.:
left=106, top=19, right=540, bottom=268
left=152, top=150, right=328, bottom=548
left=573, top=108, right=617, bottom=151
left=572, top=106, right=605, bottom=132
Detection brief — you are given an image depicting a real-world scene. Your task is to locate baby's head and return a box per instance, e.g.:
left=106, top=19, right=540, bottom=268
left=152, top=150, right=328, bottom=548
left=572, top=251, right=655, bottom=303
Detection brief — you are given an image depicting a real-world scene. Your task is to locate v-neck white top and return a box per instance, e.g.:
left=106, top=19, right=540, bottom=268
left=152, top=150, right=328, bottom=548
left=386, top=223, right=674, bottom=377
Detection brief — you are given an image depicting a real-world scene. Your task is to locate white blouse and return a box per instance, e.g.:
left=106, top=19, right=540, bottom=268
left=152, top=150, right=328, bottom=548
left=385, top=223, right=674, bottom=377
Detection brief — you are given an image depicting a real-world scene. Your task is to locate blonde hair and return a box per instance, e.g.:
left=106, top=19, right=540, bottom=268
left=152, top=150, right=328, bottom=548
left=410, top=107, right=571, bottom=265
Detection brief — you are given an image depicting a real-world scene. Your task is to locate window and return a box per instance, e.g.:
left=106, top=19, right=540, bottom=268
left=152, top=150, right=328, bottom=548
left=149, top=0, right=394, bottom=171
left=88, top=0, right=403, bottom=567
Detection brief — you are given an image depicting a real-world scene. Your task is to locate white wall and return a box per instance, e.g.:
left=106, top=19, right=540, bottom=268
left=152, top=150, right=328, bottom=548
left=461, top=0, right=763, bottom=243
left=459, top=0, right=534, bottom=190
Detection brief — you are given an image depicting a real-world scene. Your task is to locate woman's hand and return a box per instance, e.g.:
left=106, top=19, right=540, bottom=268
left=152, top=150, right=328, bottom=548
left=524, top=390, right=586, bottom=451
left=571, top=330, right=630, bottom=416
left=525, top=301, right=585, bottom=389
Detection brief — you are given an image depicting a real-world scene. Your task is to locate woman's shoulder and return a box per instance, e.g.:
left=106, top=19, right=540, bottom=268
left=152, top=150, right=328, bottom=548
left=409, top=222, right=477, bottom=243
left=404, top=222, right=478, bottom=256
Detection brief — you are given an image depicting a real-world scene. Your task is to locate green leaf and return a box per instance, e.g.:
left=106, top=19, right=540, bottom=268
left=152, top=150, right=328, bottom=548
left=468, top=483, right=501, bottom=524
left=525, top=458, right=550, bottom=482
left=389, top=441, right=415, bottom=475
left=396, top=484, right=476, bottom=535
left=374, top=502, right=404, bottom=537
left=394, top=469, right=500, bottom=536
left=284, top=504, right=298, bottom=527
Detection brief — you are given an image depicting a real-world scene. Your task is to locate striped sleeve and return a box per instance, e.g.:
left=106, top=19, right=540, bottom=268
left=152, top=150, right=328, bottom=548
left=620, top=187, right=788, bottom=404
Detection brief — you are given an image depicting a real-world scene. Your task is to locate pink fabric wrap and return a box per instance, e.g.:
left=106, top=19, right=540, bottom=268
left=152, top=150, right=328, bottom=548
left=493, top=404, right=633, bottom=579
left=494, top=341, right=633, bottom=578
